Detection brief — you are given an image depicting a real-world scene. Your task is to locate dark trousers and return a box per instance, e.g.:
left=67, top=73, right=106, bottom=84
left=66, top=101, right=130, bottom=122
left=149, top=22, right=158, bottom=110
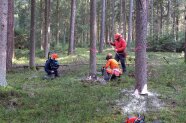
left=101, top=68, right=116, bottom=81
left=115, top=53, right=126, bottom=72
left=46, top=69, right=59, bottom=77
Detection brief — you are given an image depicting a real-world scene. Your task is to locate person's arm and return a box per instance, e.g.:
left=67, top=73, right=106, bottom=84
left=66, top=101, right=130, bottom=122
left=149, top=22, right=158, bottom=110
left=110, top=41, right=115, bottom=46
left=44, top=60, right=51, bottom=73
left=104, top=60, right=111, bottom=68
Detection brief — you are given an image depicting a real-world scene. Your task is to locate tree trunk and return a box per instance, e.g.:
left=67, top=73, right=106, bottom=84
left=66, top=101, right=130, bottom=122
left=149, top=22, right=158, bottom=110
left=40, top=0, right=45, bottom=50
left=68, top=0, right=76, bottom=55
left=0, top=0, right=8, bottom=86
left=150, top=0, right=154, bottom=37
left=6, top=0, right=14, bottom=72
left=128, top=0, right=134, bottom=50
left=29, top=0, right=36, bottom=69
left=184, top=6, right=186, bottom=63
left=134, top=0, right=148, bottom=95
left=175, top=0, right=179, bottom=42
left=99, top=0, right=106, bottom=53
left=122, top=0, right=126, bottom=39
left=119, top=0, right=122, bottom=33
left=111, top=0, right=115, bottom=41
left=89, top=0, right=97, bottom=78
left=48, top=0, right=51, bottom=49
left=56, top=0, right=60, bottom=45
left=160, top=1, right=163, bottom=36
left=44, top=0, right=49, bottom=58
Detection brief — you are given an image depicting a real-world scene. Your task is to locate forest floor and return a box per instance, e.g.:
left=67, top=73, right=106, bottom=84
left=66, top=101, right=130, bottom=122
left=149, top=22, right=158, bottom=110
left=0, top=48, right=186, bottom=123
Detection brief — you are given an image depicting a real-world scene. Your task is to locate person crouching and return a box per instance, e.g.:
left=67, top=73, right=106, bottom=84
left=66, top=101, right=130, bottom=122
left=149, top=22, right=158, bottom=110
left=44, top=53, right=60, bottom=78
left=102, top=53, right=122, bottom=81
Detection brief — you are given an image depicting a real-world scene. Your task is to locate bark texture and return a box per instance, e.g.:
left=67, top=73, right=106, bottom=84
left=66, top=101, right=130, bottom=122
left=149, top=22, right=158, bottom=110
left=68, top=0, right=76, bottom=55
left=29, top=0, right=36, bottom=68
left=89, top=0, right=97, bottom=78
left=6, top=0, right=14, bottom=71
left=0, top=0, right=8, bottom=86
left=135, top=0, right=148, bottom=94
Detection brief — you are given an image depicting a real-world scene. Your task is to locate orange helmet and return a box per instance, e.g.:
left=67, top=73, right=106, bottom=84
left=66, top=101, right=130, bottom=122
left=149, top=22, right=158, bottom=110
left=114, top=33, right=121, bottom=40
left=51, top=53, right=58, bottom=59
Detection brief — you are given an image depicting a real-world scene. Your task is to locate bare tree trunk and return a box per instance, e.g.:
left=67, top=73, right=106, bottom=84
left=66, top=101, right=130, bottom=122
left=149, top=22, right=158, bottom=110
left=40, top=0, right=45, bottom=50
left=128, top=0, right=134, bottom=50
left=48, top=0, right=51, bottom=49
left=6, top=0, right=14, bottom=72
left=0, top=0, right=8, bottom=86
left=184, top=5, right=186, bottom=63
left=160, top=1, right=163, bottom=36
left=56, top=0, right=60, bottom=45
left=175, top=0, right=179, bottom=42
left=89, top=0, right=97, bottom=78
left=119, top=0, right=122, bottom=33
left=134, top=0, right=148, bottom=95
left=111, top=0, right=115, bottom=41
left=150, top=0, right=154, bottom=37
left=99, top=0, right=106, bottom=53
left=44, top=0, right=49, bottom=58
left=68, top=0, right=76, bottom=55
left=122, top=0, right=126, bottom=39
left=166, top=0, right=170, bottom=34
left=29, top=0, right=36, bottom=69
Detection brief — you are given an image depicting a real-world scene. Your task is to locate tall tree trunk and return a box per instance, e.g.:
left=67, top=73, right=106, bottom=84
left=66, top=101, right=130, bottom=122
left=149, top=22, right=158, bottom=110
left=160, top=1, right=163, bottom=36
left=44, top=0, right=49, bottom=58
left=166, top=0, right=170, bottom=34
left=56, top=0, right=60, bottom=45
left=40, top=0, right=45, bottom=50
left=0, top=0, right=8, bottom=86
left=6, top=0, right=14, bottom=72
left=175, top=0, right=179, bottom=42
left=89, top=0, right=97, bottom=78
left=184, top=8, right=186, bottom=63
left=111, top=0, right=115, bottom=41
left=122, top=0, right=126, bottom=39
left=68, top=0, right=76, bottom=55
left=119, top=0, right=122, bottom=33
left=48, top=0, right=51, bottom=49
left=150, top=0, right=154, bottom=37
left=99, top=0, right=106, bottom=53
left=134, top=0, right=148, bottom=95
left=29, top=0, right=36, bottom=69
left=128, top=0, right=134, bottom=50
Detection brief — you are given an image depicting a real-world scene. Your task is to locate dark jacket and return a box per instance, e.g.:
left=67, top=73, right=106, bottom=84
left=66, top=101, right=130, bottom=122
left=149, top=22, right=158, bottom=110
left=44, top=58, right=59, bottom=73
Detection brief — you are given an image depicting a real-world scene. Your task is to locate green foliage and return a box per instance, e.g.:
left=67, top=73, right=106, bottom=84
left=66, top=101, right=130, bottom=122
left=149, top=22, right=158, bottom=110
left=147, top=33, right=185, bottom=52
left=14, top=28, right=29, bottom=49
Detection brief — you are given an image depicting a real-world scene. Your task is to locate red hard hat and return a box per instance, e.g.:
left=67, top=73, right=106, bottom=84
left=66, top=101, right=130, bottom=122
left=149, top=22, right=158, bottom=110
left=51, top=53, right=58, bottom=59
left=114, top=33, right=121, bottom=40
left=125, top=116, right=138, bottom=123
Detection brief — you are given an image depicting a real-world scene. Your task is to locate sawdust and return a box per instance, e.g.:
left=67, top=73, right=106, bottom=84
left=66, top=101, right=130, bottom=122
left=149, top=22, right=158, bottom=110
left=115, top=89, right=164, bottom=114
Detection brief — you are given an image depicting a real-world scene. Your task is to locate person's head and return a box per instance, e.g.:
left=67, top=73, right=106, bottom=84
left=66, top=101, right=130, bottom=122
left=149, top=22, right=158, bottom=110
left=51, top=53, right=58, bottom=60
left=106, top=53, right=113, bottom=60
left=114, top=33, right=122, bottom=41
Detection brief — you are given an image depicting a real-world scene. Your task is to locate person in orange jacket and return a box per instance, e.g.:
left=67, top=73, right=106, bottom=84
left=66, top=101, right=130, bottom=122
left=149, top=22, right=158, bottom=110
left=102, top=53, right=122, bottom=81
left=109, top=33, right=127, bottom=73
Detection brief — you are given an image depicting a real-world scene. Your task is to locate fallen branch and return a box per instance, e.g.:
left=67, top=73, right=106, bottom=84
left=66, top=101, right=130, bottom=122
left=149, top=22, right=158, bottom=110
left=12, top=63, right=134, bottom=68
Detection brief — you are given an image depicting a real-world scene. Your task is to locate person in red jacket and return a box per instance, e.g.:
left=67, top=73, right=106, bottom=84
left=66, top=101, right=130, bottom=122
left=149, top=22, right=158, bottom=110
left=109, top=33, right=127, bottom=73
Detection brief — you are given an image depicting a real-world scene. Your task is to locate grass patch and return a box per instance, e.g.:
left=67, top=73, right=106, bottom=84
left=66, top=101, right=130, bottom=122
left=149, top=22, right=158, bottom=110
left=1, top=49, right=186, bottom=122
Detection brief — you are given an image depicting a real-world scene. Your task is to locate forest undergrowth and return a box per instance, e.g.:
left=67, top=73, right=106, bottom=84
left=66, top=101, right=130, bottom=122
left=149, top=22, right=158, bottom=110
left=0, top=49, right=186, bottom=123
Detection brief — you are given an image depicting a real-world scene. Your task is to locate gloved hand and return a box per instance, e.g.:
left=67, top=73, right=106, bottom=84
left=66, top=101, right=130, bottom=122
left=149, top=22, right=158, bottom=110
left=114, top=49, right=118, bottom=52
left=51, top=70, right=54, bottom=74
